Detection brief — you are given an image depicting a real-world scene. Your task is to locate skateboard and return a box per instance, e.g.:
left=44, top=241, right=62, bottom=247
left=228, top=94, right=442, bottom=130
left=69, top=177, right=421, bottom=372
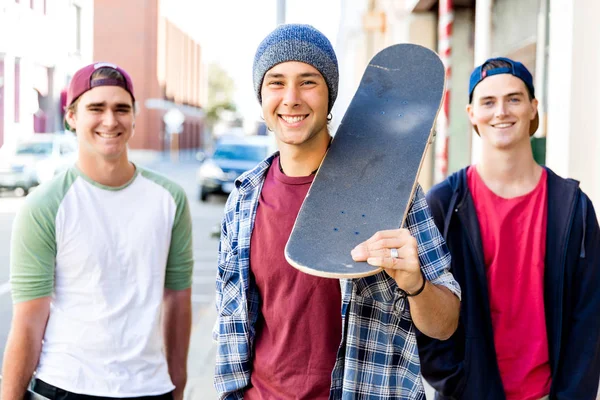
left=284, top=43, right=445, bottom=279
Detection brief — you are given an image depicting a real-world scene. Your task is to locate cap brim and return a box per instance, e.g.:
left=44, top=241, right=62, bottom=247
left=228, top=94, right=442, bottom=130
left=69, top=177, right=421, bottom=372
left=473, top=112, right=539, bottom=136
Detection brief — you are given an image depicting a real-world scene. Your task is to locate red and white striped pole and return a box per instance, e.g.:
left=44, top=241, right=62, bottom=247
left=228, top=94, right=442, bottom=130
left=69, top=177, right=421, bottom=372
left=435, top=0, right=454, bottom=183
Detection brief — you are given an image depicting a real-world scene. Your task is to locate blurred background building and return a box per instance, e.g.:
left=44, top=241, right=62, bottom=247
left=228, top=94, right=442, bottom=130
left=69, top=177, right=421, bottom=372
left=334, top=0, right=600, bottom=208
left=0, top=0, right=207, bottom=156
left=94, top=0, right=207, bottom=153
left=0, top=0, right=93, bottom=147
left=0, top=0, right=598, bottom=207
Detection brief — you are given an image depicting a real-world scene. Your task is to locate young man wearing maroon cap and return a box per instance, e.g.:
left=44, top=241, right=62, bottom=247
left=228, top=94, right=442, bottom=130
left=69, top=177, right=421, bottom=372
left=1, top=63, right=193, bottom=400
left=418, top=57, right=600, bottom=399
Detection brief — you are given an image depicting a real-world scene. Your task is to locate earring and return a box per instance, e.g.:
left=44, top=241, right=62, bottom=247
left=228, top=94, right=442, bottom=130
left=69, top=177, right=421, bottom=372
left=327, top=113, right=333, bottom=121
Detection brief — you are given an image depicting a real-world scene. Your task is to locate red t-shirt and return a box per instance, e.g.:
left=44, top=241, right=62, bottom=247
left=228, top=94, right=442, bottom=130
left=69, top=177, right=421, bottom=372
left=468, top=166, right=551, bottom=400
left=245, top=156, right=342, bottom=400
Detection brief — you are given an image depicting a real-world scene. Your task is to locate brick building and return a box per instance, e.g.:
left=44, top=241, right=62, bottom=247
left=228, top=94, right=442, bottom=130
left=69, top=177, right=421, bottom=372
left=94, top=0, right=206, bottom=151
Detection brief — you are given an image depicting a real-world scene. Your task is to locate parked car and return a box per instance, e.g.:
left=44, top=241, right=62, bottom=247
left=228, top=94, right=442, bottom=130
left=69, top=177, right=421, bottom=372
left=0, top=132, right=78, bottom=196
left=197, top=135, right=275, bottom=201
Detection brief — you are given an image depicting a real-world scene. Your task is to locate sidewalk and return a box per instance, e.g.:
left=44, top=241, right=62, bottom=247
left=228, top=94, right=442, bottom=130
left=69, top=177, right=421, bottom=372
left=185, top=301, right=218, bottom=400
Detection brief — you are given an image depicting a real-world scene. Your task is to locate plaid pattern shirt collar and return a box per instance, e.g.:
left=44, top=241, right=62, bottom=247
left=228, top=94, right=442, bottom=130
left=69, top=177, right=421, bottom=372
left=214, top=154, right=461, bottom=400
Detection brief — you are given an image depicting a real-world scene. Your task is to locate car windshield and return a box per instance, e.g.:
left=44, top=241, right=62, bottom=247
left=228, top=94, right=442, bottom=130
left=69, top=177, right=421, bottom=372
left=15, top=142, right=53, bottom=156
left=212, top=144, right=267, bottom=162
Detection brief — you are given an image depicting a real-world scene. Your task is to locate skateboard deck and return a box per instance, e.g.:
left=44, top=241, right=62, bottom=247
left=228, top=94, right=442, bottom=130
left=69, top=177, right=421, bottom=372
left=284, top=43, right=445, bottom=279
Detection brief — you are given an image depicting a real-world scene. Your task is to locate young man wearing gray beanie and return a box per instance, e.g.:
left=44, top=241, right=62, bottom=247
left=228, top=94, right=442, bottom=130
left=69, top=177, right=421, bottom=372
left=214, top=24, right=461, bottom=399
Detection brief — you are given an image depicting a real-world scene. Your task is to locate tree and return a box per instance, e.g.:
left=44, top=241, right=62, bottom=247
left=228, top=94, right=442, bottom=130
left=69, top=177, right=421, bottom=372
left=206, top=63, right=237, bottom=128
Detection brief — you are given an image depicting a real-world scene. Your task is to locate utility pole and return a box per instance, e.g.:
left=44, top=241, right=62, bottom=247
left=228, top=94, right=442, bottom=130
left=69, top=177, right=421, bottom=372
left=276, top=0, right=286, bottom=25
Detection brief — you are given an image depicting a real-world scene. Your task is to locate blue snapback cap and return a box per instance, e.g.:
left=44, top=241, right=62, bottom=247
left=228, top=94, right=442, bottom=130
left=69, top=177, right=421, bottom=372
left=468, top=57, right=538, bottom=135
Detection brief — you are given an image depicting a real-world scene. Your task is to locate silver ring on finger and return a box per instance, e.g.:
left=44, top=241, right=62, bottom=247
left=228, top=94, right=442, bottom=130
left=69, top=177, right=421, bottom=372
left=390, top=248, right=399, bottom=259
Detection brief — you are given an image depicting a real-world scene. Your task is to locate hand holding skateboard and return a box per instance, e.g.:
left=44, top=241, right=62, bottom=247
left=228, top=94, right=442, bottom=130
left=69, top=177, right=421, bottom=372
left=351, top=229, right=424, bottom=294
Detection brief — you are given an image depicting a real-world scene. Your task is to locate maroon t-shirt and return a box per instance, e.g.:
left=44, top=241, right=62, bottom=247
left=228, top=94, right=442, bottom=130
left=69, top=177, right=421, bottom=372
left=245, top=156, right=342, bottom=400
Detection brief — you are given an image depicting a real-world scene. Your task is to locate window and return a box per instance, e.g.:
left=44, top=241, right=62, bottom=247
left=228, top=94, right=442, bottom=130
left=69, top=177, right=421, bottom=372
left=74, top=4, right=82, bottom=54
left=30, top=0, right=46, bottom=13
left=0, top=57, right=5, bottom=147
left=15, top=141, right=53, bottom=156
left=70, top=4, right=82, bottom=54
left=14, top=58, right=20, bottom=123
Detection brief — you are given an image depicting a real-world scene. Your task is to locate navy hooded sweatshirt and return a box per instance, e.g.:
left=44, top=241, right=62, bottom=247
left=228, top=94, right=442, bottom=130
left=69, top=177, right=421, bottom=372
left=418, top=166, right=600, bottom=400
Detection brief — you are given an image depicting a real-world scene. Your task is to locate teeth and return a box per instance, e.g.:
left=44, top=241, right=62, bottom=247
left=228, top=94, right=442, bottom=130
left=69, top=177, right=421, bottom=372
left=97, top=133, right=119, bottom=138
left=494, top=123, right=513, bottom=128
left=281, top=115, right=306, bottom=124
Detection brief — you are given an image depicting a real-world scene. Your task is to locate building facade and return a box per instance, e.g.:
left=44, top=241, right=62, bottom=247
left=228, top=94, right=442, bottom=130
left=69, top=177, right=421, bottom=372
left=0, top=0, right=93, bottom=148
left=406, top=0, right=600, bottom=208
left=335, top=0, right=439, bottom=190
left=94, top=0, right=207, bottom=152
left=336, top=0, right=600, bottom=207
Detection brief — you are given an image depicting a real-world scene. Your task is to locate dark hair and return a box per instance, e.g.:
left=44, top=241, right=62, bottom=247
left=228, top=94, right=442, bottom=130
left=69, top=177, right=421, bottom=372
left=481, top=60, right=534, bottom=101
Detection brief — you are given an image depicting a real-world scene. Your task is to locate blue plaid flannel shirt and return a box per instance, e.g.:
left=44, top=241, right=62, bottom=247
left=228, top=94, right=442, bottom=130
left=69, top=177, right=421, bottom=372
left=213, top=154, right=461, bottom=399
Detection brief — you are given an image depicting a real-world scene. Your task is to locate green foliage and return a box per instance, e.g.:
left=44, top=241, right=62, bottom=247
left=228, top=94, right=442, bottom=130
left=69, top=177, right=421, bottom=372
left=206, top=63, right=237, bottom=125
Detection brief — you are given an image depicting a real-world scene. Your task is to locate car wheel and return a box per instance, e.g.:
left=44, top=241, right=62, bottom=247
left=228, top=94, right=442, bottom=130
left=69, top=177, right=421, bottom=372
left=14, top=187, right=27, bottom=197
left=199, top=188, right=209, bottom=202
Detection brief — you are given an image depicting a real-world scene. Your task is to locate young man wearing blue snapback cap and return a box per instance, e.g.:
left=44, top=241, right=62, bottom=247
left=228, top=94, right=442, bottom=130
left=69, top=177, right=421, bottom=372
left=1, top=63, right=193, bottom=400
left=418, top=57, right=600, bottom=399
left=214, top=23, right=461, bottom=399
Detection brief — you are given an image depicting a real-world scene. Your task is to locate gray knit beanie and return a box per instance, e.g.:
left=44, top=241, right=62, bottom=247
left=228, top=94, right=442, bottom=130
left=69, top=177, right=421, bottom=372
left=253, top=24, right=339, bottom=112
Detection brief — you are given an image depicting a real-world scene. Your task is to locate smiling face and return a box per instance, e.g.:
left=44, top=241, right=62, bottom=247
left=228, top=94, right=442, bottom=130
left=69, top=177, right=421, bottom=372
left=260, top=61, right=330, bottom=150
left=66, top=85, right=135, bottom=163
left=467, top=74, right=538, bottom=150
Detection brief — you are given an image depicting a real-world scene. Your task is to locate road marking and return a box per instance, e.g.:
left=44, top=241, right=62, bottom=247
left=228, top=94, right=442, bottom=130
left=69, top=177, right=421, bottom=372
left=0, top=281, right=10, bottom=296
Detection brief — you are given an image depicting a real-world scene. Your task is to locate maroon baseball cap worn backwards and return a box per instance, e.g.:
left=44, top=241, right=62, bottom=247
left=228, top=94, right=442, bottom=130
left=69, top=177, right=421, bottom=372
left=66, top=62, right=135, bottom=108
